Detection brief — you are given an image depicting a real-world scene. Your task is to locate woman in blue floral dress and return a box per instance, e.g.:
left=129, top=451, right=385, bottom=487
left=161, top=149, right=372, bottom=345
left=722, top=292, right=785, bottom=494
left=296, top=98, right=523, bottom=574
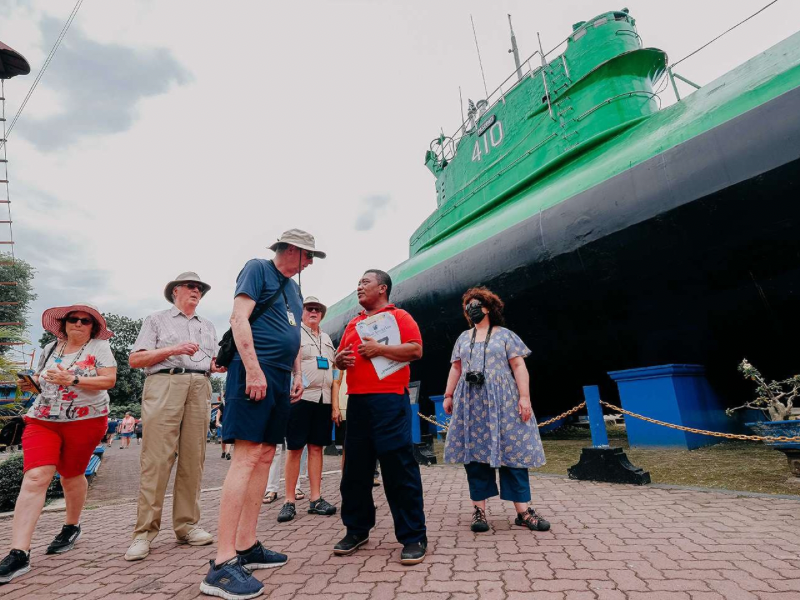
left=443, top=287, right=549, bottom=533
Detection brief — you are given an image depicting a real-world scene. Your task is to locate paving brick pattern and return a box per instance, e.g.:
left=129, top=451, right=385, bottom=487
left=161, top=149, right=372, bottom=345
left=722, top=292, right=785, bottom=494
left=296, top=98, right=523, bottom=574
left=1, top=464, right=799, bottom=599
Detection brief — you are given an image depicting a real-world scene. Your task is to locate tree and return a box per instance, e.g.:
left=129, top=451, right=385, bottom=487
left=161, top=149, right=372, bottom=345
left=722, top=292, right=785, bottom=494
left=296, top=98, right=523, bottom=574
left=0, top=252, right=37, bottom=357
left=39, top=312, right=145, bottom=406
left=210, top=375, right=224, bottom=394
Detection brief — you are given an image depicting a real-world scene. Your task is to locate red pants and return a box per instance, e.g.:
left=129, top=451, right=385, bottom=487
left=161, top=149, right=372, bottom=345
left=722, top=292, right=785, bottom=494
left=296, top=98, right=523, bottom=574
left=23, top=416, right=107, bottom=478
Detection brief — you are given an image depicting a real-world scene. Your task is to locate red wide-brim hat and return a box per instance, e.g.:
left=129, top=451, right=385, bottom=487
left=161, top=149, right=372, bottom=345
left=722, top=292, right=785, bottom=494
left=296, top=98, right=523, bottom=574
left=41, top=303, right=114, bottom=340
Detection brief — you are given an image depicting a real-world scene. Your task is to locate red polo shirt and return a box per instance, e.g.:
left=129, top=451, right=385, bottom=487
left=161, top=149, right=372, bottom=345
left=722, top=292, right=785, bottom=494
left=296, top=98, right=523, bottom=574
left=338, top=304, right=422, bottom=395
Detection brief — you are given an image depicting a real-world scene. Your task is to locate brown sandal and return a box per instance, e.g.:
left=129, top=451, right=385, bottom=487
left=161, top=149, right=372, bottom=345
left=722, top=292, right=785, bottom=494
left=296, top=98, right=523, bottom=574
left=514, top=507, right=551, bottom=531
left=262, top=491, right=278, bottom=504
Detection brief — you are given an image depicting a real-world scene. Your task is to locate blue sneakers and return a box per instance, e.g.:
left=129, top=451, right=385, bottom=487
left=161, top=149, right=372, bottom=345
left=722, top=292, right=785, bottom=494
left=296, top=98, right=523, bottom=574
left=237, top=541, right=288, bottom=571
left=200, top=556, right=263, bottom=600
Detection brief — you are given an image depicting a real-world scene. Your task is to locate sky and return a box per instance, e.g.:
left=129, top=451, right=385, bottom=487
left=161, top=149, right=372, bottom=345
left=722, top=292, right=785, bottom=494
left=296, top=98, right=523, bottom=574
left=0, top=0, right=798, bottom=362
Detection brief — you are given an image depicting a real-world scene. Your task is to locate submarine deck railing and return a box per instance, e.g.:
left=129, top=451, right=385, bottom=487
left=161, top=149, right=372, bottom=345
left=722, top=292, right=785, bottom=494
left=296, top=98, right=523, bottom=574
left=440, top=2, right=778, bottom=161
left=442, top=13, right=638, bottom=156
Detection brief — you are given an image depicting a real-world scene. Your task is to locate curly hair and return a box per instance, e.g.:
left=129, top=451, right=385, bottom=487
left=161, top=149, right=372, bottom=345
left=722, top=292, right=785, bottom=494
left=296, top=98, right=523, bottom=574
left=462, top=287, right=505, bottom=327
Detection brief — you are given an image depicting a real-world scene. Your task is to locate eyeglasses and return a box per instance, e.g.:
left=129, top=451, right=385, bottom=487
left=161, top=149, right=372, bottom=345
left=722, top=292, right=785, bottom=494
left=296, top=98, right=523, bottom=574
left=180, top=283, right=204, bottom=292
left=305, top=306, right=322, bottom=313
left=305, top=251, right=315, bottom=260
left=65, top=316, right=94, bottom=325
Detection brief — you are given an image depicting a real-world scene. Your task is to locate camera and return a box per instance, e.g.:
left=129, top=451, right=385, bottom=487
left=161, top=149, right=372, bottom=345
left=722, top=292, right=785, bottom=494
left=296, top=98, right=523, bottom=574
left=465, top=371, right=485, bottom=385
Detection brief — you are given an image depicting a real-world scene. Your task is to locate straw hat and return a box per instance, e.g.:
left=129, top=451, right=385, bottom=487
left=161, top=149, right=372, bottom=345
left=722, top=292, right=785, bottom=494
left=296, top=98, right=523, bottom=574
left=163, top=271, right=211, bottom=304
left=268, top=229, right=326, bottom=258
left=41, top=303, right=114, bottom=340
left=303, top=296, right=327, bottom=319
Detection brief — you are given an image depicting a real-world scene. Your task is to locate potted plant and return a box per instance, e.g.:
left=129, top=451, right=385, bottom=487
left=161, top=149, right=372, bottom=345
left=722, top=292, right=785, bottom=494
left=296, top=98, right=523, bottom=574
left=727, top=359, right=800, bottom=477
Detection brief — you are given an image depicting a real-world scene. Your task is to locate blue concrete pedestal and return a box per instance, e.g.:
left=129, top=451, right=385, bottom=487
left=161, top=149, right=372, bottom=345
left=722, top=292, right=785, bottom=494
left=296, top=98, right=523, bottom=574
left=608, top=364, right=732, bottom=449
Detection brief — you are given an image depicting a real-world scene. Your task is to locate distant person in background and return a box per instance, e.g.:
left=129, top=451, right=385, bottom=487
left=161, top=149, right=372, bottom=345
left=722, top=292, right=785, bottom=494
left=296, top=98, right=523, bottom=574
left=105, top=418, right=119, bottom=447
left=125, top=272, right=223, bottom=562
left=0, top=304, right=116, bottom=584
left=135, top=418, right=143, bottom=445
left=216, top=400, right=231, bottom=460
left=118, top=412, right=136, bottom=449
left=443, top=287, right=549, bottom=534
left=263, top=444, right=307, bottom=505
left=277, top=296, right=338, bottom=523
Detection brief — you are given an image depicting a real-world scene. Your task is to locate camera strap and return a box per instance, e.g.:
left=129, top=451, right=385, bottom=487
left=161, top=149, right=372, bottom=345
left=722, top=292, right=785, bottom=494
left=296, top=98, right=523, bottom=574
left=467, top=325, right=493, bottom=375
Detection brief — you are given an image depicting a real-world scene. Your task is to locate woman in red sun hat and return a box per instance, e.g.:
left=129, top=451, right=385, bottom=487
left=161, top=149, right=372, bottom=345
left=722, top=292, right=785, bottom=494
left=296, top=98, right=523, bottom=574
left=0, top=303, right=117, bottom=585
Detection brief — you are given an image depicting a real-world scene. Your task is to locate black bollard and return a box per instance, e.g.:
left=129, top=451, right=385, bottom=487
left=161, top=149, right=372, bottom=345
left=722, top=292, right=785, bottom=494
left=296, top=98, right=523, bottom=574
left=568, top=386, right=650, bottom=485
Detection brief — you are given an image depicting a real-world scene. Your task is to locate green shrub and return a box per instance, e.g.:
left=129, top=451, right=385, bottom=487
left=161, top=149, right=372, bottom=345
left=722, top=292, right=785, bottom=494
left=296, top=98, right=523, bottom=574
left=0, top=453, right=61, bottom=512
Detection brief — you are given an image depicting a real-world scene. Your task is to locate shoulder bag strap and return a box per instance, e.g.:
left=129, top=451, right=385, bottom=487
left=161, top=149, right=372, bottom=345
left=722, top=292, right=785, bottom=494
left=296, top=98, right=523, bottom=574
left=248, top=272, right=291, bottom=325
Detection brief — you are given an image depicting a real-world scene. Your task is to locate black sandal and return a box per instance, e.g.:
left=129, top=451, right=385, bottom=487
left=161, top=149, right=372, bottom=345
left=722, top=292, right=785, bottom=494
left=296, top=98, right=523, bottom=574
left=515, top=507, right=550, bottom=531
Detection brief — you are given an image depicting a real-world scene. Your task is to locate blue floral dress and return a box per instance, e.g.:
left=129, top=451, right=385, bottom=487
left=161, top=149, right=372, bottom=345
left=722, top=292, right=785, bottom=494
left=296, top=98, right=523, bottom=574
left=443, top=327, right=546, bottom=469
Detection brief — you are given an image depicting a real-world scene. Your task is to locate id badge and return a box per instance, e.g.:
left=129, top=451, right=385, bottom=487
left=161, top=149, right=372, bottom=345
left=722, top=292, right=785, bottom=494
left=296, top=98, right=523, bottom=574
left=287, top=310, right=297, bottom=326
left=316, top=356, right=330, bottom=370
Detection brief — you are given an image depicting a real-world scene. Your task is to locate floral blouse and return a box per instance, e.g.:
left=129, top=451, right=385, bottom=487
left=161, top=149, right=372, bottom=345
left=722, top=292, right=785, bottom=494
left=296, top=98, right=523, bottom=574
left=27, top=339, right=117, bottom=422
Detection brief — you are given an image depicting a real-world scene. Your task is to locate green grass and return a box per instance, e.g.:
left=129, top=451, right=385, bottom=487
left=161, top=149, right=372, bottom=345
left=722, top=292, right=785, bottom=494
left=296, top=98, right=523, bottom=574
left=433, top=425, right=800, bottom=496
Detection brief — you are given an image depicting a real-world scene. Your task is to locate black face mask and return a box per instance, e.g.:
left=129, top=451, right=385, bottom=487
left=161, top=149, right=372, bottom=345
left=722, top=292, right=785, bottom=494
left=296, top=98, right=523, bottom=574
left=467, top=304, right=486, bottom=325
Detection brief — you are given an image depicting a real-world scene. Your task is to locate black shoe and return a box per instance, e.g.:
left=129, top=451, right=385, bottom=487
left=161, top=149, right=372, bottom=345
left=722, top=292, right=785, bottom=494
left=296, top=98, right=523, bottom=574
left=400, top=541, right=427, bottom=565
left=308, top=498, right=337, bottom=516
left=515, top=507, right=551, bottom=531
left=237, top=540, right=288, bottom=572
left=46, top=524, right=82, bottom=555
left=333, top=533, right=369, bottom=556
left=226, top=453, right=231, bottom=460
left=470, top=506, right=490, bottom=533
left=221, top=452, right=226, bottom=459
left=0, top=549, right=30, bottom=584
left=277, top=502, right=296, bottom=523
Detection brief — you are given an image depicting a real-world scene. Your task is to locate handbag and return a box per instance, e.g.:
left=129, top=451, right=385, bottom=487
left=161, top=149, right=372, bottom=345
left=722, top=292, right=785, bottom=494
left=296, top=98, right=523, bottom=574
left=216, top=274, right=291, bottom=368
left=0, top=342, right=59, bottom=445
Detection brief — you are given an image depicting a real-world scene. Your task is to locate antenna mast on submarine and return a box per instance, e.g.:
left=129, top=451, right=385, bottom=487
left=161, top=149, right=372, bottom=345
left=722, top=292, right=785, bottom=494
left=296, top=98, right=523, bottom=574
left=508, top=14, right=523, bottom=82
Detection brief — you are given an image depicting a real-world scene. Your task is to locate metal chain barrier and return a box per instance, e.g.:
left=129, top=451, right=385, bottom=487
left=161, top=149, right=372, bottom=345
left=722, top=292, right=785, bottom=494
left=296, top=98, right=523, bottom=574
left=599, top=399, right=800, bottom=443
left=419, top=399, right=800, bottom=443
left=417, top=400, right=588, bottom=433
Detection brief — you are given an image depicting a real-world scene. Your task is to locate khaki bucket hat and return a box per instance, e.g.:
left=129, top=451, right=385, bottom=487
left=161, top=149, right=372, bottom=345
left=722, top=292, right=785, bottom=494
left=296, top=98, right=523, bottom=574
left=303, top=296, right=327, bottom=319
left=164, top=271, right=211, bottom=304
left=268, top=229, right=326, bottom=259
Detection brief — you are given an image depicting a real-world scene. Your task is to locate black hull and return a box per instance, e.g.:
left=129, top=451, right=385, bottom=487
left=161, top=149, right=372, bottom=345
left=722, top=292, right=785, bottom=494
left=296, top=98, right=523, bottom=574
left=326, top=87, right=800, bottom=413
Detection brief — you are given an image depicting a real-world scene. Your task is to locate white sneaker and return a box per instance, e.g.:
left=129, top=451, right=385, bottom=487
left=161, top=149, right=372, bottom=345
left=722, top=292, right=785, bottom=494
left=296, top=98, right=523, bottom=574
left=177, top=527, right=213, bottom=546
left=124, top=539, right=150, bottom=561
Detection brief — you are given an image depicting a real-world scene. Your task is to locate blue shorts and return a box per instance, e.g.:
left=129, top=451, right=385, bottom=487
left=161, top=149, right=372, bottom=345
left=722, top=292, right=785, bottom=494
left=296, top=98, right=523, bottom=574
left=222, top=358, right=291, bottom=445
left=121, top=432, right=134, bottom=438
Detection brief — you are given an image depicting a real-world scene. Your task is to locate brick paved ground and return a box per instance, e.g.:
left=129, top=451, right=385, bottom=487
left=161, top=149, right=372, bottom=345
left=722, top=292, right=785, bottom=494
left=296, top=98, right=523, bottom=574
left=2, top=463, right=799, bottom=599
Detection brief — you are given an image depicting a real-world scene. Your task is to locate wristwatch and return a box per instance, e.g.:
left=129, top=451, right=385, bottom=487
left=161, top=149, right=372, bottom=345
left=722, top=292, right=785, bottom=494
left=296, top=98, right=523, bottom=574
left=72, top=376, right=80, bottom=386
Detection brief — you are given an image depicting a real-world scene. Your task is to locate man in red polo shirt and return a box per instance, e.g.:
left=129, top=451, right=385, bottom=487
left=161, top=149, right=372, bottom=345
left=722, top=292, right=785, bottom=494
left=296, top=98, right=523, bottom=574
left=333, top=269, right=427, bottom=565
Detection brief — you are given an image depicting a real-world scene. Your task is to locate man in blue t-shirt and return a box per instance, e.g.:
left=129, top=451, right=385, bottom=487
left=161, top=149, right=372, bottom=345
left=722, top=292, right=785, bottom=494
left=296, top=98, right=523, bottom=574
left=202, top=229, right=325, bottom=600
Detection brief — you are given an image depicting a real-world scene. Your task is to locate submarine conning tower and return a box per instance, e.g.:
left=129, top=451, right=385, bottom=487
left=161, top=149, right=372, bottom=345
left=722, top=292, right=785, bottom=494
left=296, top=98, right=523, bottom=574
left=413, top=8, right=668, bottom=256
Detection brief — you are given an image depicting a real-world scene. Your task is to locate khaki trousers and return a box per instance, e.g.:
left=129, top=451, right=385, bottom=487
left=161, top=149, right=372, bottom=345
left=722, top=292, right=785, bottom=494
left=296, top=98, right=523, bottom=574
left=134, top=373, right=211, bottom=541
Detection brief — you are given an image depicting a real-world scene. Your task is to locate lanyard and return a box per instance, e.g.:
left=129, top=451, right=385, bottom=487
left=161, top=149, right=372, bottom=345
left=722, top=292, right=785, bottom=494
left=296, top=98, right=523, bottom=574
left=467, top=326, right=493, bottom=373
left=54, top=341, right=90, bottom=369
left=302, top=326, right=323, bottom=356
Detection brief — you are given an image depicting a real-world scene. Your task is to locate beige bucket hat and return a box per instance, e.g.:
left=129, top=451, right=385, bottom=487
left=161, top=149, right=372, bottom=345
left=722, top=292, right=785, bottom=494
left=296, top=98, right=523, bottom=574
left=164, top=271, right=211, bottom=304
left=303, top=296, right=327, bottom=319
left=268, top=229, right=326, bottom=259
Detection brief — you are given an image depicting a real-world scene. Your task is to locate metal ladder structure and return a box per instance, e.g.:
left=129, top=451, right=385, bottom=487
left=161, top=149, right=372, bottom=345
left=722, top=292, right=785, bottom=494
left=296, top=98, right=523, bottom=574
left=0, top=42, right=33, bottom=378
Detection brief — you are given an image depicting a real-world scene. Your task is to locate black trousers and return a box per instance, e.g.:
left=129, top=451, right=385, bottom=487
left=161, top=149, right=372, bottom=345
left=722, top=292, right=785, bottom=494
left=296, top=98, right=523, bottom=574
left=340, top=392, right=427, bottom=545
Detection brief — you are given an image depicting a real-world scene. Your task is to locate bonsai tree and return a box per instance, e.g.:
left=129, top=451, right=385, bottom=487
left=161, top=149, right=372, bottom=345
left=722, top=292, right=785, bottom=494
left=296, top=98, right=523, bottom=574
left=726, top=359, right=798, bottom=421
